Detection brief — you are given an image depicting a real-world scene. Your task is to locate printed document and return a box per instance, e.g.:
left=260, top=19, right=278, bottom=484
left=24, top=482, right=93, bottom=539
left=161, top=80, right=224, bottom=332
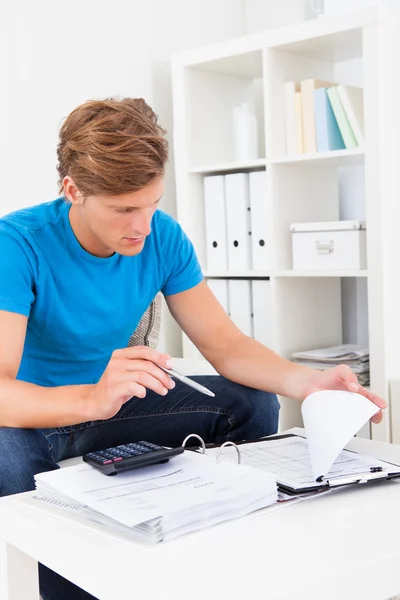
left=33, top=451, right=277, bottom=542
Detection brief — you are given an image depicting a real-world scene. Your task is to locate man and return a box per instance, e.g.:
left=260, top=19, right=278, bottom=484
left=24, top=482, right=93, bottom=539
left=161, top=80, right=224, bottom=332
left=0, top=97, right=385, bottom=599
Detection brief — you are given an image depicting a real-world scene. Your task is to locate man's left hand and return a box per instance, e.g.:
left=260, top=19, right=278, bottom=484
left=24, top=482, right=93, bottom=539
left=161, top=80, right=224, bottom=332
left=304, top=364, right=387, bottom=424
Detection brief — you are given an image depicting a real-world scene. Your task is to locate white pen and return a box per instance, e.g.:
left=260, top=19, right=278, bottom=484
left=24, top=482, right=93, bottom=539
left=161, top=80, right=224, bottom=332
left=158, top=365, right=215, bottom=397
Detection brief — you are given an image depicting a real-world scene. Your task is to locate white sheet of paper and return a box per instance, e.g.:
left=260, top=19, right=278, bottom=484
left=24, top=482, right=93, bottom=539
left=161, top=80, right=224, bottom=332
left=301, top=390, right=379, bottom=480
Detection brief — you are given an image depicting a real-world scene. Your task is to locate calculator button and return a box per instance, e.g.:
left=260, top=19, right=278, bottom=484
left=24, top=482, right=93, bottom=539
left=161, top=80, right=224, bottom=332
left=103, top=460, right=113, bottom=464
left=113, top=457, right=123, bottom=462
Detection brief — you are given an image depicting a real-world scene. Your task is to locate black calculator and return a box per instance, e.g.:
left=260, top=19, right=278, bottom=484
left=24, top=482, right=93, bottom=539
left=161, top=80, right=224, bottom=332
left=83, top=441, right=185, bottom=476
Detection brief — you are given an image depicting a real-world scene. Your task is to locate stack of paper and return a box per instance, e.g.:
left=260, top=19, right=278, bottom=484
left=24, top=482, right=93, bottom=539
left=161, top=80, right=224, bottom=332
left=291, top=343, right=370, bottom=386
left=34, top=451, right=277, bottom=543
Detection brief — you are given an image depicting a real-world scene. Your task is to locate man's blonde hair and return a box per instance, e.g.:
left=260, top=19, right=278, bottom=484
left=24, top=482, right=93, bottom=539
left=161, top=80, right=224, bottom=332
left=57, top=97, right=169, bottom=196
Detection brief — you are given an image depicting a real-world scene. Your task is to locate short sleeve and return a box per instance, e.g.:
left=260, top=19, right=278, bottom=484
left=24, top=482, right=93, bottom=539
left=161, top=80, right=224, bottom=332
left=160, top=217, right=203, bottom=297
left=0, top=223, right=35, bottom=317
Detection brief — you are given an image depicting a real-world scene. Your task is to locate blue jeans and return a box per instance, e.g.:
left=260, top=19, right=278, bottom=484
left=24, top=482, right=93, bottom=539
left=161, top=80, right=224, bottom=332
left=0, top=375, right=279, bottom=600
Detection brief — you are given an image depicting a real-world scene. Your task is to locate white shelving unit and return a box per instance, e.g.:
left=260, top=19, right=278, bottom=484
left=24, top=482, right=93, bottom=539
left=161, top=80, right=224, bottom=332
left=275, top=270, right=368, bottom=278
left=204, top=270, right=270, bottom=278
left=172, top=4, right=400, bottom=442
left=270, top=147, right=364, bottom=165
left=189, top=158, right=267, bottom=174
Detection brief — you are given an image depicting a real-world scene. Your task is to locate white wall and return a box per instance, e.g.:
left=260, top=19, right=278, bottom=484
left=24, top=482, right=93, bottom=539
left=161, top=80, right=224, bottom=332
left=0, top=0, right=245, bottom=355
left=244, top=0, right=313, bottom=32
left=246, top=0, right=327, bottom=32
left=1, top=0, right=245, bottom=214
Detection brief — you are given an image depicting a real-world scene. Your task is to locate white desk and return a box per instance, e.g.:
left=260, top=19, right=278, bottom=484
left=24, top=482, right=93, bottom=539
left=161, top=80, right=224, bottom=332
left=1, top=427, right=400, bottom=600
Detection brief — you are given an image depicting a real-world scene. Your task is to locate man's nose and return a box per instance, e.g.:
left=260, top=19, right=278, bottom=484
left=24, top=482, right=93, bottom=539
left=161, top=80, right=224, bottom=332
left=130, top=213, right=152, bottom=237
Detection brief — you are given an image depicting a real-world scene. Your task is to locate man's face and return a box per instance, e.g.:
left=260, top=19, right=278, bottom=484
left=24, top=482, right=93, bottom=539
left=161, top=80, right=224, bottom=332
left=66, top=178, right=164, bottom=257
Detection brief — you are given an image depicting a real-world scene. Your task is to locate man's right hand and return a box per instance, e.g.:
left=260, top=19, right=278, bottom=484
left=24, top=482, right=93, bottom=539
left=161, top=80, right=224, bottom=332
left=87, top=346, right=176, bottom=420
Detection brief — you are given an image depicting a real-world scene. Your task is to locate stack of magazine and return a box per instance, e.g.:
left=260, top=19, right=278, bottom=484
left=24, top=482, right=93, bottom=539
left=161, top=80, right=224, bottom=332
left=291, top=343, right=370, bottom=386
left=32, top=451, right=277, bottom=543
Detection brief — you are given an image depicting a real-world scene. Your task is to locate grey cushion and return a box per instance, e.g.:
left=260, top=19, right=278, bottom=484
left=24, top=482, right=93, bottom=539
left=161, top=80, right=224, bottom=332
left=128, top=293, right=162, bottom=349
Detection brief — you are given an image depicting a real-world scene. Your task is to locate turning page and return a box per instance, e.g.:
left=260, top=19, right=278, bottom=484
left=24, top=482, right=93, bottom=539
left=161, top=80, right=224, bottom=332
left=301, top=390, right=379, bottom=479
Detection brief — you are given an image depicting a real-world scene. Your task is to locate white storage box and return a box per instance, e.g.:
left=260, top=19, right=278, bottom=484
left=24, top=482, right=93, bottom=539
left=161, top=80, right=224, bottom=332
left=290, top=221, right=367, bottom=271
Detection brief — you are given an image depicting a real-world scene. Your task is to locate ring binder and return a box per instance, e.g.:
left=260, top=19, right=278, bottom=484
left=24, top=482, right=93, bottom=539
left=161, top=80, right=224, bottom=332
left=181, top=435, right=242, bottom=464
left=216, top=441, right=241, bottom=465
left=31, top=438, right=279, bottom=545
left=181, top=434, right=206, bottom=453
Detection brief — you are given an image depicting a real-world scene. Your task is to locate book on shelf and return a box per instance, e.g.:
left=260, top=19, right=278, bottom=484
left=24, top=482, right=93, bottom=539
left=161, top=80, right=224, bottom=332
left=300, top=78, right=337, bottom=153
left=284, top=79, right=364, bottom=155
left=314, top=87, right=346, bottom=152
left=336, top=84, right=364, bottom=146
left=284, top=81, right=302, bottom=154
left=294, top=91, right=304, bottom=154
left=326, top=86, right=358, bottom=149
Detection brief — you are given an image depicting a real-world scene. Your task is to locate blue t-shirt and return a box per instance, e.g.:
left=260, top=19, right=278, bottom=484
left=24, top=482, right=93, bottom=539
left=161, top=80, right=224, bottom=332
left=0, top=199, right=203, bottom=387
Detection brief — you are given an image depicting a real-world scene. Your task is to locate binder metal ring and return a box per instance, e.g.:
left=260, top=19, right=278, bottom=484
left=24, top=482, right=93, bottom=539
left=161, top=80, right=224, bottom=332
left=181, top=434, right=206, bottom=453
left=216, top=441, right=241, bottom=465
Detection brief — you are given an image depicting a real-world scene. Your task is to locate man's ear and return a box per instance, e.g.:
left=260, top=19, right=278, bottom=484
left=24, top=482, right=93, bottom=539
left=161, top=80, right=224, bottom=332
left=63, top=176, right=85, bottom=206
